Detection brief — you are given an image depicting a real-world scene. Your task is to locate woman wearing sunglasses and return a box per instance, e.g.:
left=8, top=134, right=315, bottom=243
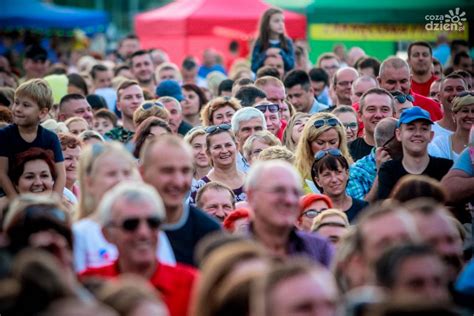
left=297, top=193, right=333, bottom=231
left=190, top=124, right=247, bottom=205
left=73, top=142, right=175, bottom=273
left=429, top=93, right=474, bottom=163
left=311, top=149, right=368, bottom=223
left=201, top=96, right=242, bottom=127
left=295, top=113, right=352, bottom=193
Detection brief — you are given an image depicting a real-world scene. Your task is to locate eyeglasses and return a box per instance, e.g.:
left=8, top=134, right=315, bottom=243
left=394, top=94, right=414, bottom=104
left=314, top=148, right=342, bottom=161
left=343, top=122, right=358, bottom=130
left=113, top=216, right=161, bottom=232
left=255, top=103, right=280, bottom=113
left=141, top=101, right=164, bottom=110
left=457, top=91, right=474, bottom=97
left=313, top=118, right=340, bottom=129
left=205, top=124, right=231, bottom=134
left=301, top=208, right=327, bottom=219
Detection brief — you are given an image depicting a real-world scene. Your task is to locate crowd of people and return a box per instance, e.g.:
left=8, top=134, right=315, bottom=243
left=0, top=6, right=473, bottom=316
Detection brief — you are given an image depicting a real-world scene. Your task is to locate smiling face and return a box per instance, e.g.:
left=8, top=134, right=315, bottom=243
left=291, top=115, right=310, bottom=144
left=191, top=134, right=210, bottom=169
left=68, top=120, right=88, bottom=136
left=310, top=128, right=340, bottom=155
left=360, top=93, right=394, bottom=135
left=93, top=117, right=114, bottom=135
left=16, top=159, right=54, bottom=194
left=207, top=132, right=237, bottom=168
left=212, top=105, right=236, bottom=125
left=438, top=78, right=467, bottom=111
left=199, top=188, right=234, bottom=222
left=314, top=161, right=349, bottom=198
left=396, top=120, right=434, bottom=157
left=335, top=112, right=358, bottom=142
left=117, top=84, right=144, bottom=121
left=63, top=145, right=81, bottom=188
left=454, top=104, right=474, bottom=132
left=12, top=96, right=48, bottom=128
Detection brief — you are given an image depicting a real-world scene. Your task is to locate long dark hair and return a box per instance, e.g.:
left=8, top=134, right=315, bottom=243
left=256, top=8, right=289, bottom=52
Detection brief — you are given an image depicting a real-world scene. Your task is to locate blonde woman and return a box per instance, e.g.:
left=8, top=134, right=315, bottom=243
left=282, top=112, right=311, bottom=152
left=73, top=142, right=175, bottom=272
left=242, top=130, right=281, bottom=165
left=184, top=127, right=211, bottom=185
left=294, top=112, right=352, bottom=193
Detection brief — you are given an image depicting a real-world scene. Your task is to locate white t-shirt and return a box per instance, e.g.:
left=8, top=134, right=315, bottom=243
left=432, top=122, right=454, bottom=139
left=73, top=218, right=176, bottom=273
left=428, top=134, right=460, bottom=162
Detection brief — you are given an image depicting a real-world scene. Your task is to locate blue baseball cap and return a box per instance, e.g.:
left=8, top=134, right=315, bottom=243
left=155, top=80, right=184, bottom=101
left=397, top=106, right=433, bottom=127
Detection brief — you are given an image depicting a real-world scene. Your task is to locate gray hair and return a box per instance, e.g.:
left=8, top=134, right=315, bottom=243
left=244, top=160, right=301, bottom=192
left=157, top=96, right=182, bottom=112
left=98, top=181, right=166, bottom=226
left=379, top=57, right=409, bottom=76
left=351, top=75, right=378, bottom=92
left=374, top=117, right=398, bottom=148
left=231, top=107, right=267, bottom=134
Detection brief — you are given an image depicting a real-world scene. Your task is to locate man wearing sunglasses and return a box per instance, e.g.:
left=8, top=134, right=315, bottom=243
left=378, top=57, right=442, bottom=121
left=81, top=182, right=198, bottom=316
left=408, top=41, right=437, bottom=98
left=377, top=107, right=453, bottom=200
left=253, top=100, right=282, bottom=137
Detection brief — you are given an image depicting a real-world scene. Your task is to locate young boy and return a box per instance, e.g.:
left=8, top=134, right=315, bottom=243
left=0, top=79, right=66, bottom=198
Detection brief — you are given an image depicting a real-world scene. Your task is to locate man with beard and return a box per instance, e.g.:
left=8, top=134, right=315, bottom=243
left=408, top=42, right=438, bottom=97
left=130, top=50, right=156, bottom=96
left=405, top=199, right=464, bottom=286
left=377, top=106, right=453, bottom=199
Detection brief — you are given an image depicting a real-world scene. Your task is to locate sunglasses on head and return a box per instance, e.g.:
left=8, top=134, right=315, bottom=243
left=457, top=91, right=474, bottom=97
left=301, top=208, right=327, bottom=219
left=115, top=216, right=161, bottom=232
left=141, top=101, right=164, bottom=110
left=205, top=124, right=231, bottom=134
left=394, top=94, right=414, bottom=104
left=255, top=103, right=280, bottom=113
left=313, top=118, right=340, bottom=129
left=314, top=148, right=342, bottom=161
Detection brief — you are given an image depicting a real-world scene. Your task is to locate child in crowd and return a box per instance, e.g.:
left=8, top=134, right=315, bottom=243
left=0, top=79, right=66, bottom=198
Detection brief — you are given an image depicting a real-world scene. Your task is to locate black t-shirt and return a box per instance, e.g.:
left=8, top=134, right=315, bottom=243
left=0, top=124, right=64, bottom=165
left=377, top=156, right=453, bottom=200
left=348, top=137, right=373, bottom=162
left=163, top=205, right=221, bottom=267
left=345, top=198, right=369, bottom=223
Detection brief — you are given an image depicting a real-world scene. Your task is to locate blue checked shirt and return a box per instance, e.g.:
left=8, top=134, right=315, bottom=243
left=346, top=149, right=377, bottom=200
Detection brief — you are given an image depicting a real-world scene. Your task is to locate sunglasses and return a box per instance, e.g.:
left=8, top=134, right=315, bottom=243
left=313, top=118, right=340, bottom=129
left=458, top=91, right=474, bottom=97
left=314, top=148, right=342, bottom=161
left=255, top=103, right=280, bottom=113
left=343, top=122, right=358, bottom=130
left=114, top=216, right=161, bottom=232
left=301, top=208, right=327, bottom=219
left=205, top=124, right=231, bottom=134
left=394, top=94, right=414, bottom=104
left=141, top=101, right=164, bottom=110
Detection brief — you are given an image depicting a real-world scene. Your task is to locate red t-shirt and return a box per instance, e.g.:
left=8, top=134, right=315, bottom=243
left=80, top=261, right=198, bottom=316
left=277, top=119, right=288, bottom=141
left=412, top=91, right=443, bottom=121
left=411, top=75, right=437, bottom=97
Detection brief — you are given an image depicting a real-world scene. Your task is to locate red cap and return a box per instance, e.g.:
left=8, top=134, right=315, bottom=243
left=299, top=193, right=333, bottom=216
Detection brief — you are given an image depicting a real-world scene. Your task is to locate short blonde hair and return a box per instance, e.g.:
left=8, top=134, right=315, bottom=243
left=133, top=100, right=170, bottom=127
left=294, top=112, right=351, bottom=181
left=311, top=208, right=349, bottom=232
left=257, top=145, right=295, bottom=164
left=242, top=130, right=281, bottom=161
left=184, top=126, right=207, bottom=145
left=64, top=116, right=88, bottom=129
left=15, top=78, right=54, bottom=111
left=452, top=94, right=474, bottom=113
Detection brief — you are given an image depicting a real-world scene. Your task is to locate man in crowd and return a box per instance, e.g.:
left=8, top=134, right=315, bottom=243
left=90, top=64, right=113, bottom=91
left=284, top=70, right=328, bottom=114
left=408, top=41, right=438, bottom=97
left=349, top=88, right=395, bottom=161
left=21, top=45, right=49, bottom=82
left=377, top=106, right=453, bottom=199
left=378, top=57, right=443, bottom=121
left=309, top=67, right=331, bottom=105
left=58, top=94, right=93, bottom=126
left=156, top=80, right=192, bottom=135
left=262, top=54, right=285, bottom=79
left=140, top=135, right=221, bottom=266
left=254, top=76, right=287, bottom=136
left=350, top=75, right=378, bottom=105
left=80, top=182, right=197, bottom=316
left=317, top=53, right=340, bottom=80
left=116, top=34, right=140, bottom=62
left=195, top=182, right=235, bottom=222
left=231, top=107, right=267, bottom=173
left=333, top=67, right=359, bottom=106
left=245, top=160, right=334, bottom=266
left=129, top=50, right=156, bottom=95
left=105, top=80, right=144, bottom=145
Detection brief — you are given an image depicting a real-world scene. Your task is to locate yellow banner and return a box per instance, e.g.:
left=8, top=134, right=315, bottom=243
left=309, top=23, right=468, bottom=41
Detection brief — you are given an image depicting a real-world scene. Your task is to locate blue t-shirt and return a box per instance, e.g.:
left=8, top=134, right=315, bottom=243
left=452, top=148, right=473, bottom=177
left=0, top=124, right=64, bottom=165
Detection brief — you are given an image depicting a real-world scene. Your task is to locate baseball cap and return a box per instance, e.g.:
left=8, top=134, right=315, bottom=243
left=155, top=80, right=184, bottom=101
left=25, top=45, right=48, bottom=62
left=397, top=106, right=433, bottom=127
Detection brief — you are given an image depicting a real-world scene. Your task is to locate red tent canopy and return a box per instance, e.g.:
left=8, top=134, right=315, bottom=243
left=134, top=0, right=306, bottom=66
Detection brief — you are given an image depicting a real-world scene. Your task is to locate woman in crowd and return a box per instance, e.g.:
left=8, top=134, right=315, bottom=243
left=78, top=130, right=104, bottom=146
left=280, top=100, right=295, bottom=122
left=64, top=117, right=89, bottom=136
left=59, top=133, right=82, bottom=197
left=297, top=193, right=333, bottom=231
left=132, top=117, right=172, bottom=159
left=201, top=96, right=242, bottom=126
left=184, top=127, right=211, bottom=186
left=282, top=112, right=311, bottom=152
left=429, top=93, right=474, bottom=162
left=242, top=130, right=281, bottom=165
left=294, top=112, right=352, bottom=193
left=190, top=124, right=246, bottom=204
left=311, top=149, right=367, bottom=223
left=332, top=106, right=359, bottom=142
left=182, top=83, right=208, bottom=126
left=73, top=142, right=175, bottom=273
